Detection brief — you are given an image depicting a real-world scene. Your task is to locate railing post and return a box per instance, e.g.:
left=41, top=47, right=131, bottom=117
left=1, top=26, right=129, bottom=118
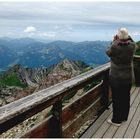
left=134, top=55, right=140, bottom=87
left=101, top=70, right=109, bottom=109
left=49, top=100, right=62, bottom=138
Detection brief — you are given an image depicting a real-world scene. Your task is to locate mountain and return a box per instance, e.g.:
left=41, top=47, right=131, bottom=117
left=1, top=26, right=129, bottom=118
left=18, top=44, right=83, bottom=68
left=60, top=41, right=110, bottom=65
left=0, top=38, right=110, bottom=71
left=1, top=59, right=91, bottom=88
left=0, top=59, right=92, bottom=138
left=38, top=59, right=91, bottom=89
left=0, top=59, right=92, bottom=106
left=47, top=40, right=76, bottom=50
left=0, top=37, right=37, bottom=49
left=42, top=40, right=110, bottom=66
left=0, top=44, right=16, bottom=71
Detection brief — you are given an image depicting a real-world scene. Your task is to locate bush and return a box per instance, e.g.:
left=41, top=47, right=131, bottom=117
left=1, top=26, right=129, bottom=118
left=135, top=41, right=140, bottom=55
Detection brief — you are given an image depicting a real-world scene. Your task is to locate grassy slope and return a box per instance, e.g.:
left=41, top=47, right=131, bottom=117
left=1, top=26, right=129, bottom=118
left=0, top=73, right=26, bottom=88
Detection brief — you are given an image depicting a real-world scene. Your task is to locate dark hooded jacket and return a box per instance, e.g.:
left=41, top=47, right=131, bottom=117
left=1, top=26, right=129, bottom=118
left=106, top=38, right=136, bottom=86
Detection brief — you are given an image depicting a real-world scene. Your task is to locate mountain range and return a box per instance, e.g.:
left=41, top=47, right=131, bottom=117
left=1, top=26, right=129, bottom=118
left=0, top=59, right=92, bottom=106
left=0, top=59, right=92, bottom=138
left=0, top=37, right=110, bottom=72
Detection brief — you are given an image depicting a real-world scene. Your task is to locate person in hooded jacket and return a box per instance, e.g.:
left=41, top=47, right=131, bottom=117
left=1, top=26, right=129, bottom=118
left=106, top=28, right=136, bottom=126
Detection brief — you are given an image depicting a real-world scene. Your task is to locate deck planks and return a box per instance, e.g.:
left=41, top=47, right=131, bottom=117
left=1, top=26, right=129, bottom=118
left=103, top=87, right=139, bottom=138
left=114, top=87, right=140, bottom=138
left=81, top=86, right=140, bottom=138
left=123, top=88, right=140, bottom=138
left=92, top=112, right=112, bottom=138
left=134, top=117, right=140, bottom=138
left=81, top=106, right=112, bottom=138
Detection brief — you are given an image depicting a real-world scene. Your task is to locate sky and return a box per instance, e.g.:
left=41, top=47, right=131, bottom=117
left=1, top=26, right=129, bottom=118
left=0, top=1, right=140, bottom=41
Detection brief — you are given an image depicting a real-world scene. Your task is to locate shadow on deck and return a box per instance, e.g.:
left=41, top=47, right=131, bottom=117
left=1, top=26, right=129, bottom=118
left=81, top=86, right=140, bottom=138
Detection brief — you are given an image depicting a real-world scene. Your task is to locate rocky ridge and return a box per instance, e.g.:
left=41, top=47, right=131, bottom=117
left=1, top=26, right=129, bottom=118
left=0, top=59, right=92, bottom=106
left=0, top=59, right=92, bottom=138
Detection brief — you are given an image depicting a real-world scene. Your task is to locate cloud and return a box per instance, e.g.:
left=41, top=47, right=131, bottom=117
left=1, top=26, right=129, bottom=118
left=24, top=26, right=36, bottom=33
left=39, top=32, right=56, bottom=38
left=54, top=25, right=60, bottom=29
left=1, top=2, right=140, bottom=41
left=133, top=32, right=140, bottom=36
left=23, top=25, right=56, bottom=38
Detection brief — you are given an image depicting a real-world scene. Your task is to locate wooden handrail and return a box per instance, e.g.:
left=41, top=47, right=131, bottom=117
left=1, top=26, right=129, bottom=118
left=0, top=62, right=110, bottom=137
left=134, top=55, right=140, bottom=58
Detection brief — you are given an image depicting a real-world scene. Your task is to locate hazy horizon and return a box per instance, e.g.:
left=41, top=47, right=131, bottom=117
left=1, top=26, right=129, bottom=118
left=0, top=36, right=112, bottom=43
left=0, top=2, right=140, bottom=42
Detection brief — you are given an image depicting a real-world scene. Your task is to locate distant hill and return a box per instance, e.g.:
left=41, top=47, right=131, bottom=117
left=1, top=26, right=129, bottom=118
left=0, top=44, right=16, bottom=71
left=17, top=45, right=82, bottom=68
left=0, top=37, right=110, bottom=71
left=48, top=40, right=110, bottom=65
left=0, top=37, right=37, bottom=48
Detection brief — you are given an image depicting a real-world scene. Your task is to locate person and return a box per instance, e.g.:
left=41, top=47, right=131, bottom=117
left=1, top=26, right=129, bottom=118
left=106, top=28, right=136, bottom=126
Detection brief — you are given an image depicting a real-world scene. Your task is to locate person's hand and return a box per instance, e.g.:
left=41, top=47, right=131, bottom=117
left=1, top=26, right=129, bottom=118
left=106, top=49, right=112, bottom=57
left=113, top=35, right=119, bottom=41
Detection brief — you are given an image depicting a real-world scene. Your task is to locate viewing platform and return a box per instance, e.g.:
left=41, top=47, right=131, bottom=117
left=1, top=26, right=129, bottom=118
left=81, top=86, right=140, bottom=138
left=0, top=55, right=140, bottom=138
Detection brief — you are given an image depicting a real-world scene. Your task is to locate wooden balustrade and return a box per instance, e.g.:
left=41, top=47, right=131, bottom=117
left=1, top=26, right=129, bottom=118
left=134, top=55, right=140, bottom=86
left=0, top=63, right=110, bottom=138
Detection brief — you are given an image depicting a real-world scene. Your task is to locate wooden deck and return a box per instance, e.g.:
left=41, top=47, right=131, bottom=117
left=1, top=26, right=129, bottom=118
left=81, top=86, right=140, bottom=138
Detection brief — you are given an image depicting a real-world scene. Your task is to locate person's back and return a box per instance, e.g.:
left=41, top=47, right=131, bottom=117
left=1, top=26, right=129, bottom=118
left=111, top=39, right=135, bottom=65
left=109, top=39, right=136, bottom=83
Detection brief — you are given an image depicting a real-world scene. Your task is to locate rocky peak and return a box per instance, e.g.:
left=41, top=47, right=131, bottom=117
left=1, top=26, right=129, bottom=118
left=37, top=59, right=92, bottom=90
left=0, top=59, right=92, bottom=106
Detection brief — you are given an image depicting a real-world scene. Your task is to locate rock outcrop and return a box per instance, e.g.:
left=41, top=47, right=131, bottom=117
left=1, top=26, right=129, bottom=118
left=0, top=59, right=92, bottom=106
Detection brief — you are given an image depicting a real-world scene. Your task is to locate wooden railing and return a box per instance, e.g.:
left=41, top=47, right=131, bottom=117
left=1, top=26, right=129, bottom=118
left=134, top=55, right=140, bottom=86
left=0, top=62, right=110, bottom=138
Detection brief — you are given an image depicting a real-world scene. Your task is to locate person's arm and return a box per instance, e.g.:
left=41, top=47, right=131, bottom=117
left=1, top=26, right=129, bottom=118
left=106, top=42, right=115, bottom=57
left=128, top=35, right=134, bottom=42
